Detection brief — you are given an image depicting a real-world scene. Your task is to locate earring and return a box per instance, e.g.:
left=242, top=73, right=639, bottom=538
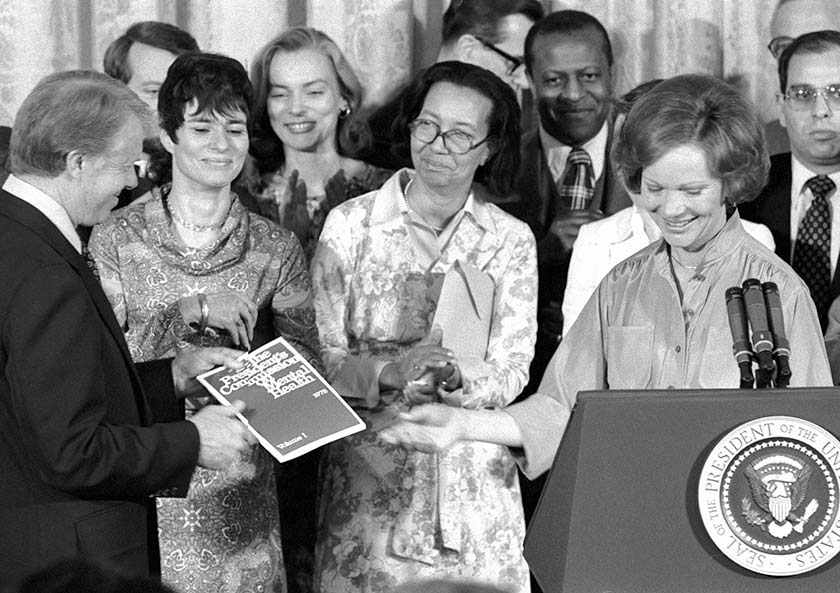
left=339, top=105, right=351, bottom=119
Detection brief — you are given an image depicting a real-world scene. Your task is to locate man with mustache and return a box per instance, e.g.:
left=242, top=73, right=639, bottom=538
left=740, top=30, right=840, bottom=332
left=503, top=10, right=631, bottom=391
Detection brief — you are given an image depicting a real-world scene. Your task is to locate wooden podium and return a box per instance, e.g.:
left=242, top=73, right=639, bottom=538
left=524, top=387, right=840, bottom=593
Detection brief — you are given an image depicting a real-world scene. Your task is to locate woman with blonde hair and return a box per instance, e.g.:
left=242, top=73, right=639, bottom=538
left=242, top=26, right=390, bottom=259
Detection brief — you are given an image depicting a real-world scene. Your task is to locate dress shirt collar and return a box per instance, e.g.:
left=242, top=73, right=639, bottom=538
left=2, top=174, right=82, bottom=253
left=790, top=155, right=840, bottom=201
left=539, top=119, right=609, bottom=183
left=371, top=168, right=496, bottom=235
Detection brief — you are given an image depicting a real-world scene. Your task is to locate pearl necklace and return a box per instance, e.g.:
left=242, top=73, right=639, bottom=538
left=403, top=178, right=445, bottom=234
left=164, top=187, right=228, bottom=233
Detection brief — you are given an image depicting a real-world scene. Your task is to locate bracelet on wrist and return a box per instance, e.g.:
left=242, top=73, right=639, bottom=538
left=198, top=293, right=209, bottom=333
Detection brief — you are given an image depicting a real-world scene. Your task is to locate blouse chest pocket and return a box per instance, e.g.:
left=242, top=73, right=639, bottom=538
left=697, top=327, right=739, bottom=388
left=606, top=326, right=653, bottom=389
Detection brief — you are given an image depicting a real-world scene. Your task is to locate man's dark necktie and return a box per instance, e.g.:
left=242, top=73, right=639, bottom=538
left=793, top=174, right=836, bottom=329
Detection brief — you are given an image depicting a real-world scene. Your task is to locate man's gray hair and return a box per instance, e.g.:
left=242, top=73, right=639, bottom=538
left=10, top=70, right=150, bottom=177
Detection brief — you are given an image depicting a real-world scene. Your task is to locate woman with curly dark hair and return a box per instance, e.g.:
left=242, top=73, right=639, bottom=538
left=89, top=52, right=323, bottom=593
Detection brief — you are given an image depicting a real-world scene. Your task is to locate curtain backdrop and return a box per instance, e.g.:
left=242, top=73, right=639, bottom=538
left=0, top=0, right=779, bottom=127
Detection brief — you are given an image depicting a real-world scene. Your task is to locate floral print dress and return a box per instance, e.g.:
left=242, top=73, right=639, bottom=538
left=310, top=170, right=538, bottom=593
left=88, top=189, right=323, bottom=593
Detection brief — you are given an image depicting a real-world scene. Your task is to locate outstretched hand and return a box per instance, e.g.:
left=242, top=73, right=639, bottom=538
left=380, top=403, right=464, bottom=453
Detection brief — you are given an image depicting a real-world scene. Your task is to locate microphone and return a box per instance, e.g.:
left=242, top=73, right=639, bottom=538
left=762, top=282, right=791, bottom=388
left=742, top=279, right=775, bottom=388
left=725, top=286, right=755, bottom=389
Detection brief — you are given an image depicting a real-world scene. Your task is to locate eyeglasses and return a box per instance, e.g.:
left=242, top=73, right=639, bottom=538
left=781, top=85, right=840, bottom=111
left=408, top=119, right=489, bottom=154
left=475, top=37, right=524, bottom=76
left=768, top=36, right=794, bottom=60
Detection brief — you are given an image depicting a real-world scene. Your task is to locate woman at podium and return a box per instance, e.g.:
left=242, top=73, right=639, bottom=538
left=381, top=73, right=832, bottom=480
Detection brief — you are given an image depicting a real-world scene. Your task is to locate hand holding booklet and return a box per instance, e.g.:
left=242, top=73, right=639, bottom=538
left=197, top=336, right=365, bottom=463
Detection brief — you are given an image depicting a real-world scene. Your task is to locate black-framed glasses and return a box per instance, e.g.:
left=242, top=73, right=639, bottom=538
left=408, top=119, right=489, bottom=154
left=781, top=84, right=840, bottom=111
left=768, top=36, right=794, bottom=60
left=475, top=37, right=524, bottom=75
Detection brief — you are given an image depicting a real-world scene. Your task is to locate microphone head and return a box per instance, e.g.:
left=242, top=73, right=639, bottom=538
left=725, top=286, right=744, bottom=301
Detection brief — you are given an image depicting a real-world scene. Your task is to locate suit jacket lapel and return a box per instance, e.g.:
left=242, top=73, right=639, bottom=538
left=0, top=189, right=138, bottom=370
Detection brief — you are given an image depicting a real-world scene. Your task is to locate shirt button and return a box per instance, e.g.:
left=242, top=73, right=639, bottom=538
left=675, top=345, right=682, bottom=353
left=694, top=274, right=705, bottom=281
left=685, top=308, right=695, bottom=318
left=667, top=384, right=676, bottom=389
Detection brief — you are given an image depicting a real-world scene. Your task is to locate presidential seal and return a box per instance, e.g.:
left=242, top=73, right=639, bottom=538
left=698, top=416, right=840, bottom=576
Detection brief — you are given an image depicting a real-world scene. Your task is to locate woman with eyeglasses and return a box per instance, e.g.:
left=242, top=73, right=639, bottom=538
left=240, top=27, right=391, bottom=261
left=310, top=61, right=537, bottom=592
left=381, top=74, right=831, bottom=487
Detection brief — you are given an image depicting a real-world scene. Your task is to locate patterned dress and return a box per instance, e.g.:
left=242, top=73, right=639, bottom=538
left=88, top=188, right=322, bottom=593
left=310, top=170, right=538, bottom=593
left=239, top=161, right=391, bottom=593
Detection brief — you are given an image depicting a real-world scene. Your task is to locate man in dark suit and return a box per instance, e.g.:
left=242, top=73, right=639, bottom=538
left=0, top=70, right=255, bottom=587
left=501, top=10, right=631, bottom=386
left=739, top=30, right=840, bottom=331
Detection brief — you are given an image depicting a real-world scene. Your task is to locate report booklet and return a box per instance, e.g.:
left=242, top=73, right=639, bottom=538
left=197, top=336, right=365, bottom=462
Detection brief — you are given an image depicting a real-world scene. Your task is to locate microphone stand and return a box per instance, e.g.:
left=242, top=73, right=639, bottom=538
left=762, top=282, right=791, bottom=388
left=725, top=286, right=755, bottom=389
left=742, top=279, right=776, bottom=388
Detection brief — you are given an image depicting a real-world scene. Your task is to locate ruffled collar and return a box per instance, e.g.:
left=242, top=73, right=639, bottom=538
left=144, top=184, right=251, bottom=276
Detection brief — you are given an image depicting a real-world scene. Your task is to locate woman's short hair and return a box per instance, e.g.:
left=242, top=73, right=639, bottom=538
left=10, top=70, right=149, bottom=177
left=613, top=73, right=769, bottom=205
left=392, top=61, right=521, bottom=196
left=249, top=27, right=367, bottom=173
left=158, top=52, right=253, bottom=142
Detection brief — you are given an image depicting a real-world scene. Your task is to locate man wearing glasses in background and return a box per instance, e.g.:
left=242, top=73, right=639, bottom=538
left=362, top=0, right=543, bottom=170
left=764, top=0, right=840, bottom=155
left=740, top=30, right=840, bottom=334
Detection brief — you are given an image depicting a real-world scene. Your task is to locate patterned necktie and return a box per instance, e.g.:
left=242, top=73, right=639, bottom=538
left=558, top=147, right=594, bottom=210
left=792, top=174, right=836, bottom=329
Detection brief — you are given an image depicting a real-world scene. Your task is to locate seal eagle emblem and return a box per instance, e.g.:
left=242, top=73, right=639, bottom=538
left=698, top=416, right=840, bottom=576
left=743, top=454, right=817, bottom=538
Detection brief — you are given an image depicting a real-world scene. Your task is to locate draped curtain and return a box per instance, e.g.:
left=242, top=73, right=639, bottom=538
left=0, top=0, right=779, bottom=127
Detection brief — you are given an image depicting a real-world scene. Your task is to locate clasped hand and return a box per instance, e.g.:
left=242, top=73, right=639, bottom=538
left=549, top=209, right=604, bottom=251
left=381, top=326, right=462, bottom=406
left=280, top=169, right=349, bottom=245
